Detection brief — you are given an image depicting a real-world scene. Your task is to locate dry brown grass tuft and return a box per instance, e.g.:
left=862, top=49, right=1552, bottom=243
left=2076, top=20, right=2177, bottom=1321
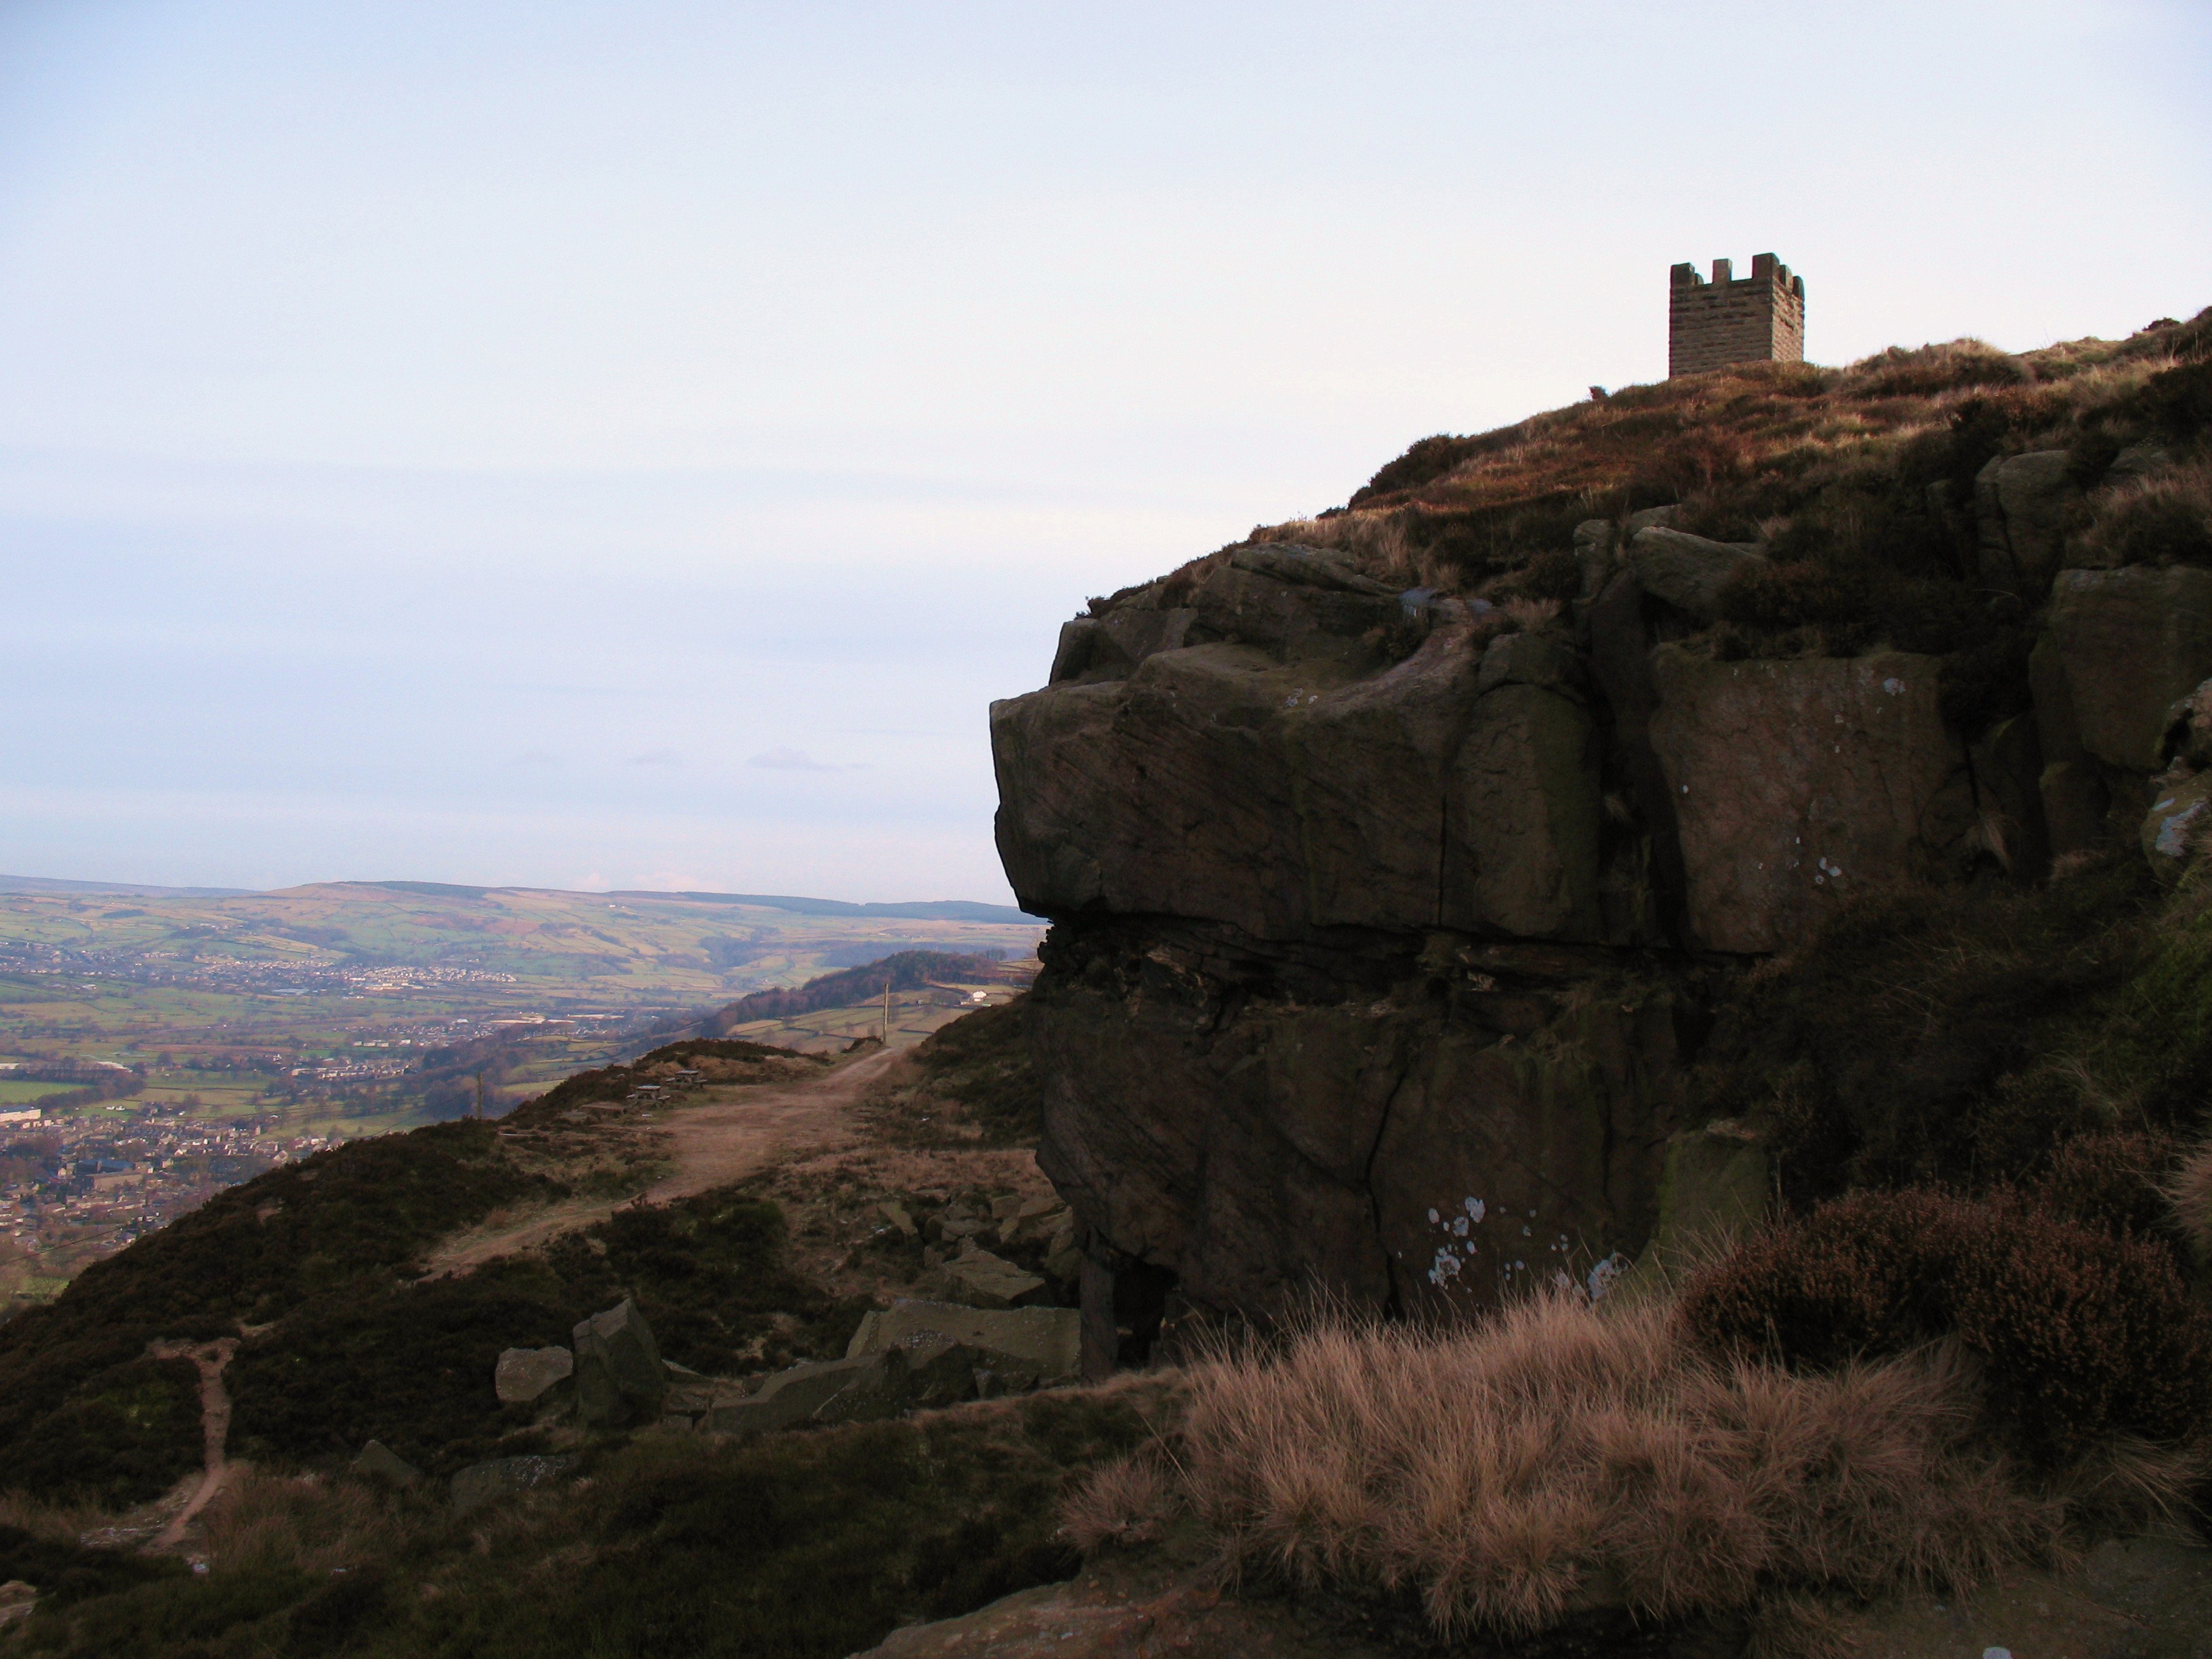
left=0, top=1489, right=121, bottom=1544
left=2166, top=1134, right=2212, bottom=1255
left=1499, top=596, right=1561, bottom=632
left=1065, top=1294, right=2139, bottom=1643
left=198, top=1469, right=424, bottom=1576
left=1060, top=1449, right=1178, bottom=1552
left=1253, top=510, right=1433, bottom=586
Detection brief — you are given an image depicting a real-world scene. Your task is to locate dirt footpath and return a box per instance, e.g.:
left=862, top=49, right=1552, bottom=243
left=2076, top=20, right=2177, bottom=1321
left=424, top=1046, right=901, bottom=1275
left=642, top=1046, right=897, bottom=1204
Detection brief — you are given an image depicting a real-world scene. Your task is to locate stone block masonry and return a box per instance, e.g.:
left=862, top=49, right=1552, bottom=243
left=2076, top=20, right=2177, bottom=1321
left=1669, top=253, right=1805, bottom=376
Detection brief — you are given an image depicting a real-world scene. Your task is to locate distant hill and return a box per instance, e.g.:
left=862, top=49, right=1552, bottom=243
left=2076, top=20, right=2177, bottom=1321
left=0, top=874, right=255, bottom=898
left=336, top=881, right=1039, bottom=923
left=603, top=890, right=1040, bottom=924
left=0, top=872, right=1037, bottom=921
left=695, top=949, right=1017, bottom=1036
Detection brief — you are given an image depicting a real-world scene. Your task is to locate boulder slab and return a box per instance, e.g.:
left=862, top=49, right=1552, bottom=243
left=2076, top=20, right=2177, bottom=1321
left=450, top=1454, right=575, bottom=1518
left=846, top=1300, right=1082, bottom=1384
left=993, top=620, right=1609, bottom=942
left=350, top=1439, right=423, bottom=1488
left=1645, top=647, right=1966, bottom=954
left=931, top=1244, right=1047, bottom=1309
left=2142, top=771, right=2212, bottom=880
left=2044, top=566, right=2212, bottom=773
left=700, top=1351, right=901, bottom=1437
left=572, top=1299, right=666, bottom=1427
left=494, top=1345, right=573, bottom=1405
left=1976, top=449, right=2081, bottom=590
left=1622, top=526, right=1762, bottom=621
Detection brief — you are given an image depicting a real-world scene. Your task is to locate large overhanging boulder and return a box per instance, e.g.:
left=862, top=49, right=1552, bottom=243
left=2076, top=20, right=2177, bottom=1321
left=993, top=619, right=1605, bottom=943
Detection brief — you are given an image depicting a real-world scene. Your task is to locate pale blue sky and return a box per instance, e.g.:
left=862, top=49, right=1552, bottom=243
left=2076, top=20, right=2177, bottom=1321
left=3, top=1, right=2206, bottom=900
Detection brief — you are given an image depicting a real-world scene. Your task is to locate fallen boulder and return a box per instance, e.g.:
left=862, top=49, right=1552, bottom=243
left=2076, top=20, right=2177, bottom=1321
left=847, top=1300, right=1082, bottom=1385
left=572, top=1299, right=667, bottom=1427
left=1622, top=526, right=1762, bottom=621
left=699, top=1351, right=902, bottom=1437
left=450, top=1454, right=575, bottom=1518
left=931, top=1243, right=1048, bottom=1309
left=494, top=1345, right=573, bottom=1405
left=350, top=1439, right=423, bottom=1488
left=895, top=1336, right=994, bottom=1408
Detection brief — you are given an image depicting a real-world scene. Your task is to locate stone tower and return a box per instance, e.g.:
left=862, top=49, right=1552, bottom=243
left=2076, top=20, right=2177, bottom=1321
left=1668, top=253, right=1805, bottom=377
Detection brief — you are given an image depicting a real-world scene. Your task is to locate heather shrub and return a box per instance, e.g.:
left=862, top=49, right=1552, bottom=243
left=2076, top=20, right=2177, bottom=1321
left=1678, top=1189, right=2212, bottom=1462
left=1069, top=1294, right=2090, bottom=1643
left=1841, top=340, right=2028, bottom=401
left=2129, top=353, right=2212, bottom=445
left=1511, top=546, right=1582, bottom=602
left=861, top=995, right=1043, bottom=1148
left=1700, top=861, right=2154, bottom=1200
left=2028, top=1130, right=2179, bottom=1242
left=19, top=1389, right=1163, bottom=1659
left=2077, top=461, right=2212, bottom=568
left=1349, top=432, right=1487, bottom=504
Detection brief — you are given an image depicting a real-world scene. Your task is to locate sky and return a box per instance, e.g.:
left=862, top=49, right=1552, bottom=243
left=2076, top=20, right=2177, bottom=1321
left=2, top=1, right=2207, bottom=903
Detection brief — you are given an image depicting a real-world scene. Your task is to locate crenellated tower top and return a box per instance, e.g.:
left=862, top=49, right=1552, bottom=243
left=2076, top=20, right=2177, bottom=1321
left=1668, top=253, right=1805, bottom=376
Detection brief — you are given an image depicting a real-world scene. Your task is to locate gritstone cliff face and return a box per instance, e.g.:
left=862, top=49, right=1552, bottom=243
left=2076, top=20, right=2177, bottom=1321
left=990, top=317, right=2212, bottom=1361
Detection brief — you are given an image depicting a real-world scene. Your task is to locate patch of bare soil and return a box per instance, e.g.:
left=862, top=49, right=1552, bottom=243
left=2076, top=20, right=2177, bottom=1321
left=1835, top=1528, right=2212, bottom=1659
left=422, top=1046, right=905, bottom=1275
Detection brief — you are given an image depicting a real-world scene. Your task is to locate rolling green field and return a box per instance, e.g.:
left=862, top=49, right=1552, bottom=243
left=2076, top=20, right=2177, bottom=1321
left=0, top=1079, right=73, bottom=1104
left=0, top=880, right=1041, bottom=1122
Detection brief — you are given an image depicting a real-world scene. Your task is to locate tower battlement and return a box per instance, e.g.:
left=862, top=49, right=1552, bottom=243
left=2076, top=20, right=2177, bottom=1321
left=1668, top=253, right=1805, bottom=377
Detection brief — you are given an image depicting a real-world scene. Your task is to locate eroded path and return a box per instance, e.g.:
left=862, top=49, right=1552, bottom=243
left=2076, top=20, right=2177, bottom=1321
left=146, top=1337, right=239, bottom=1548
left=423, top=1046, right=903, bottom=1275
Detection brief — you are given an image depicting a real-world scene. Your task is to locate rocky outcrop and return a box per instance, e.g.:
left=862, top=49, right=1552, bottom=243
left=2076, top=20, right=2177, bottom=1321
left=1029, top=916, right=1702, bottom=1326
left=996, top=435, right=2212, bottom=1343
left=572, top=1300, right=665, bottom=1427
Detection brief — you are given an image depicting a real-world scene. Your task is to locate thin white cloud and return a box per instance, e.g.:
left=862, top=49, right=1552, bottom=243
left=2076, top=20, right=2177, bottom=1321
left=748, top=747, right=842, bottom=772
left=626, top=748, right=682, bottom=767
